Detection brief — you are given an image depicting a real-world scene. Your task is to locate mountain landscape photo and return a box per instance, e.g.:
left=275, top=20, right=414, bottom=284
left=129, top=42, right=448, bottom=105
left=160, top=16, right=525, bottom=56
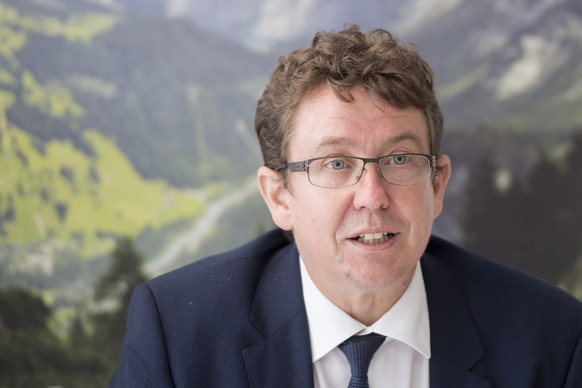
left=1, top=0, right=582, bottom=385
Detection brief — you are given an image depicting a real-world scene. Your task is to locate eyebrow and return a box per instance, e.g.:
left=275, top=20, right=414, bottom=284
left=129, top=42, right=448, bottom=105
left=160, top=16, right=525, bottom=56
left=310, top=131, right=426, bottom=154
left=310, top=137, right=353, bottom=152
left=387, top=132, right=425, bottom=149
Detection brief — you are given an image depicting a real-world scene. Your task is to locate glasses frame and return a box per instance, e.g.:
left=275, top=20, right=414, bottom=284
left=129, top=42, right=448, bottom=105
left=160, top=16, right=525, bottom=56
left=275, top=153, right=437, bottom=188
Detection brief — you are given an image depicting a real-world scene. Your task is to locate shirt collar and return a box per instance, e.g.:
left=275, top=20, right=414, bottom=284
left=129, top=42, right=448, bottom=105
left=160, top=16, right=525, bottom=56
left=300, top=258, right=431, bottom=362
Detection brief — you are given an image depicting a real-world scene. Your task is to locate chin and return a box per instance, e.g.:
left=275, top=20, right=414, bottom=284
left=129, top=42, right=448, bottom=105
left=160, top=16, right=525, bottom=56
left=348, top=267, right=400, bottom=286
left=354, top=259, right=416, bottom=286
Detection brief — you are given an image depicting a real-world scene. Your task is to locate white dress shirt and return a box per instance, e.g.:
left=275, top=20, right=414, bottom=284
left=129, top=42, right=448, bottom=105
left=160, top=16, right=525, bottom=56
left=300, top=258, right=430, bottom=388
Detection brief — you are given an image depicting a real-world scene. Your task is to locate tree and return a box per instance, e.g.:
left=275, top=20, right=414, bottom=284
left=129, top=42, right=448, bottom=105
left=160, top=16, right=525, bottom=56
left=0, top=288, right=109, bottom=387
left=0, top=287, right=51, bottom=331
left=461, top=153, right=509, bottom=256
left=461, top=132, right=582, bottom=285
left=91, top=237, right=148, bottom=362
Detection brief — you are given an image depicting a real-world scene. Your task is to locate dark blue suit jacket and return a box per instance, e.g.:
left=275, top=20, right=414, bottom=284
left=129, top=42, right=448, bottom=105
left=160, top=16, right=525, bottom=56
left=110, top=229, right=582, bottom=387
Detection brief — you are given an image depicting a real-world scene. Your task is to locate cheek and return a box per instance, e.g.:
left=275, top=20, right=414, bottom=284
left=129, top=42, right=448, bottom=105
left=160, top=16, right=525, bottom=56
left=290, top=188, right=344, bottom=225
left=288, top=192, right=322, bottom=234
left=401, top=188, right=436, bottom=231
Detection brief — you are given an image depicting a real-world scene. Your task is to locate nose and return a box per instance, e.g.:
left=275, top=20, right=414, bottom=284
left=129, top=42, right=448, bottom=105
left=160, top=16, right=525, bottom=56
left=352, top=163, right=390, bottom=210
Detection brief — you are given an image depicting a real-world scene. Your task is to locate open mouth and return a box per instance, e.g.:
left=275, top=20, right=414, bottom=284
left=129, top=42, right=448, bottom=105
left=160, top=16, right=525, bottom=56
left=352, top=232, right=396, bottom=244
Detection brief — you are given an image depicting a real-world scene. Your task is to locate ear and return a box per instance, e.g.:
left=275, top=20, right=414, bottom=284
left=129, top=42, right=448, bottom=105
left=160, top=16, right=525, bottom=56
left=432, top=154, right=452, bottom=219
left=257, top=166, right=293, bottom=231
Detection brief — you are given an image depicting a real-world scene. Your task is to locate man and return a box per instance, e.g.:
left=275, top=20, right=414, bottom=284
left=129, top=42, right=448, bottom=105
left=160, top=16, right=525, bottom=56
left=110, top=25, right=582, bottom=387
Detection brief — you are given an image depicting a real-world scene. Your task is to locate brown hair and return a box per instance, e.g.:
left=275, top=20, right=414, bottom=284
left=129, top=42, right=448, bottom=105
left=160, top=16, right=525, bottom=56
left=255, top=25, right=443, bottom=171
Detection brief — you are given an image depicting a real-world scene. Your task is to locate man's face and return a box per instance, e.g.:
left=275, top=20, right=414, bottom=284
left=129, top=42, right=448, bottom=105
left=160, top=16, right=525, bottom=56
left=258, top=86, right=451, bottom=299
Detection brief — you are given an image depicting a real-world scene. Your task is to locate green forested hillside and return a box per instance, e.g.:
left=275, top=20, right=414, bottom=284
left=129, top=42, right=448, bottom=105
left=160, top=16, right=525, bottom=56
left=1, top=125, right=204, bottom=254
left=0, top=2, right=216, bottom=257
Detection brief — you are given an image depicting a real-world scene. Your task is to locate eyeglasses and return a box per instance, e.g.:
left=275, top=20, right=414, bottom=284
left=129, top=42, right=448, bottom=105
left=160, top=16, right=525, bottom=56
left=276, top=153, right=437, bottom=188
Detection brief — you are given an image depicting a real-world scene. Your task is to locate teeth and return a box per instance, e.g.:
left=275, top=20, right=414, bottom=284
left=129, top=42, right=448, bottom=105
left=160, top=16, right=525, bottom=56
left=357, top=233, right=393, bottom=244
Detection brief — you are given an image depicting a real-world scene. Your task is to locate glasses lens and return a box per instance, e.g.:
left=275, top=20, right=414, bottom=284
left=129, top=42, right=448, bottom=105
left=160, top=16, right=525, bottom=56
left=379, top=154, right=430, bottom=186
left=308, top=157, right=364, bottom=188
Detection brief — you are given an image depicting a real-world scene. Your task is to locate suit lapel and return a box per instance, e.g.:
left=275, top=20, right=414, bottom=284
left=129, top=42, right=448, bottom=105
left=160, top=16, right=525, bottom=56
left=243, top=243, right=314, bottom=388
left=421, top=239, right=492, bottom=388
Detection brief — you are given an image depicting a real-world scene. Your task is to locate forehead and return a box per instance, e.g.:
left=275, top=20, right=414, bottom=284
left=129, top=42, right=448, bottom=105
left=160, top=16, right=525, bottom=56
left=289, top=87, right=429, bottom=157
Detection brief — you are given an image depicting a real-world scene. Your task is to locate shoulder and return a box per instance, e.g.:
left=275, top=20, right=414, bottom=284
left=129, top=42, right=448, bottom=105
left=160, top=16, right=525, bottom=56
left=423, top=236, right=582, bottom=385
left=126, top=228, right=296, bottom=346
left=423, top=235, right=582, bottom=317
left=115, top=229, right=297, bottom=385
left=145, top=228, right=294, bottom=295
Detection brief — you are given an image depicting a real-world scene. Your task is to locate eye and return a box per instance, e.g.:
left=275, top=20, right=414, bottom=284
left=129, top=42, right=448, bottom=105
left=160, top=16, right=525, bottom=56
left=326, top=158, right=347, bottom=170
left=391, top=154, right=410, bottom=165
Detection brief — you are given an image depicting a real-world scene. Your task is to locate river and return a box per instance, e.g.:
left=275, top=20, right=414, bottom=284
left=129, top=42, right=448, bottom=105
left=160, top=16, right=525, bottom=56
left=144, top=177, right=259, bottom=276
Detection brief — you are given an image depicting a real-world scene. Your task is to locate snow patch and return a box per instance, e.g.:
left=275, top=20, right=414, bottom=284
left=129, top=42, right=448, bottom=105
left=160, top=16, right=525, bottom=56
left=494, top=35, right=566, bottom=100
left=252, top=0, right=316, bottom=41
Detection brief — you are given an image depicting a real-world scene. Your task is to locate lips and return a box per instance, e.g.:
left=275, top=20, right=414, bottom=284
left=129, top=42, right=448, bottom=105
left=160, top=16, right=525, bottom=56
left=353, top=232, right=396, bottom=244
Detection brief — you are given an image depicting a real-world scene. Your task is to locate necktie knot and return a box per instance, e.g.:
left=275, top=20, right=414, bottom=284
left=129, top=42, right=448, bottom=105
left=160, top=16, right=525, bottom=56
left=339, top=333, right=386, bottom=388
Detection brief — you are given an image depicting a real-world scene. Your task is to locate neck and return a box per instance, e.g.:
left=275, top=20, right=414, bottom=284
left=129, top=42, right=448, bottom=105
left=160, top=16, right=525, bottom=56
left=314, top=269, right=415, bottom=326
left=336, top=284, right=409, bottom=326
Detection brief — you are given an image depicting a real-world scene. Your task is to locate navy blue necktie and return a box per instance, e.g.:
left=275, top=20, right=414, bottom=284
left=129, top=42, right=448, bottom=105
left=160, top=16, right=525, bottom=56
left=338, top=333, right=386, bottom=388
